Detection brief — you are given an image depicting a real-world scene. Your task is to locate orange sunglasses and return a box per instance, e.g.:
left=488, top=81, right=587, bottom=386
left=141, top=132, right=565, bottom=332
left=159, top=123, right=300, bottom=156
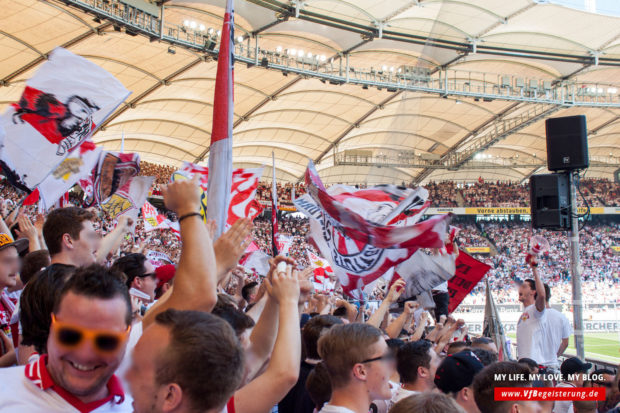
left=51, top=314, right=131, bottom=356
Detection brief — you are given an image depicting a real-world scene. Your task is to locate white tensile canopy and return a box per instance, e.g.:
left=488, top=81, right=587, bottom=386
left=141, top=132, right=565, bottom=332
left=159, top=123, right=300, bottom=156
left=1, top=0, right=620, bottom=184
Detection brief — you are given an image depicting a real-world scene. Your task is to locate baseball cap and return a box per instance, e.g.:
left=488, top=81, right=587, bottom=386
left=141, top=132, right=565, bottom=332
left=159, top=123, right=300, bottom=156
left=435, top=350, right=484, bottom=394
left=155, top=264, right=175, bottom=289
left=560, top=357, right=592, bottom=376
left=0, top=233, right=29, bottom=254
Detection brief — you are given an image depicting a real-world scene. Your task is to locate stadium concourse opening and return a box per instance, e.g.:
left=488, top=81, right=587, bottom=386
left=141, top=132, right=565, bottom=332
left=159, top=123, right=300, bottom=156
left=0, top=1, right=620, bottom=413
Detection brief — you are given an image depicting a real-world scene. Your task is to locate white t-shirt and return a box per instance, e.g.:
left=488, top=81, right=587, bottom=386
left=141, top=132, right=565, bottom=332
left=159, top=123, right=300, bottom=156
left=319, top=405, right=357, bottom=413
left=552, top=382, right=574, bottom=413
left=0, top=355, right=132, bottom=412
left=391, top=386, right=419, bottom=406
left=540, top=308, right=572, bottom=368
left=516, top=304, right=548, bottom=364
left=116, top=320, right=143, bottom=386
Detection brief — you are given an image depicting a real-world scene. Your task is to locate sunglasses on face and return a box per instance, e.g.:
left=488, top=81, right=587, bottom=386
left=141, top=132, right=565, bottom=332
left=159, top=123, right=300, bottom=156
left=51, top=314, right=130, bottom=356
left=360, top=352, right=396, bottom=364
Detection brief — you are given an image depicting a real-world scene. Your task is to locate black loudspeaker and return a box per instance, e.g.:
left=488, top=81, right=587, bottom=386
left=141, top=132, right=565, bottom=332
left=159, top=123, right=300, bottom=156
left=530, top=173, right=570, bottom=230
left=545, top=115, right=589, bottom=171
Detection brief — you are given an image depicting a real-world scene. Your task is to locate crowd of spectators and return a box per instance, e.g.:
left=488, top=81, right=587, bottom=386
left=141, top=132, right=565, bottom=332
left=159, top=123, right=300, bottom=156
left=461, top=220, right=620, bottom=306
left=0, top=166, right=619, bottom=413
left=136, top=160, right=620, bottom=208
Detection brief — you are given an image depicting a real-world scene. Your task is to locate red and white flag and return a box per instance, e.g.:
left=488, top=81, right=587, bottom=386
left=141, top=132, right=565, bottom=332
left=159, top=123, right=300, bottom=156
left=0, top=48, right=130, bottom=192
left=294, top=161, right=451, bottom=297
left=101, top=175, right=154, bottom=221
left=23, top=141, right=102, bottom=210
left=207, top=0, right=234, bottom=239
left=92, top=151, right=141, bottom=207
left=142, top=201, right=170, bottom=232
left=308, top=251, right=335, bottom=292
left=276, top=234, right=293, bottom=256
left=179, top=162, right=263, bottom=226
left=239, top=250, right=270, bottom=277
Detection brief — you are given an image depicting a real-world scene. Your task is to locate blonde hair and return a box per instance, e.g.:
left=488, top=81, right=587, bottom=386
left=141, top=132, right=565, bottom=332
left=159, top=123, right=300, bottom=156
left=389, top=393, right=466, bottom=413
left=317, top=323, right=382, bottom=389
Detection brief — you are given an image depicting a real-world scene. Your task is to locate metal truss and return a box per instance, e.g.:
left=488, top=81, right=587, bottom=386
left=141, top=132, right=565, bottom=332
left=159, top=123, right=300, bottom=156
left=55, top=0, right=620, bottom=108
left=334, top=153, right=620, bottom=170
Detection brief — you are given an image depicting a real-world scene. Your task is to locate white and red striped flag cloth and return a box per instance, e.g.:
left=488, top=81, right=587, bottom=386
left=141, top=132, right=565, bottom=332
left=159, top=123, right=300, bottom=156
left=294, top=160, right=451, bottom=298
left=179, top=162, right=263, bottom=226
left=142, top=201, right=170, bottom=232
left=0, top=48, right=129, bottom=192
left=206, top=0, right=235, bottom=239
left=23, top=140, right=101, bottom=210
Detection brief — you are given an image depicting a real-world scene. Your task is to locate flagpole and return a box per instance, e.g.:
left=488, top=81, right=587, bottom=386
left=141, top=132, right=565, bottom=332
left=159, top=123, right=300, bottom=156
left=120, top=130, right=125, bottom=153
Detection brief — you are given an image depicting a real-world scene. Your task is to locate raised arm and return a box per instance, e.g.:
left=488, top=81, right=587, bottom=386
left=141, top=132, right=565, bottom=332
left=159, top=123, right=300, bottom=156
left=96, top=215, right=132, bottom=263
left=143, top=176, right=217, bottom=328
left=530, top=257, right=546, bottom=313
left=15, top=214, right=41, bottom=251
left=213, top=219, right=252, bottom=282
left=233, top=263, right=301, bottom=413
left=386, top=301, right=417, bottom=339
left=367, top=279, right=405, bottom=328
left=244, top=256, right=295, bottom=381
left=410, top=311, right=429, bottom=342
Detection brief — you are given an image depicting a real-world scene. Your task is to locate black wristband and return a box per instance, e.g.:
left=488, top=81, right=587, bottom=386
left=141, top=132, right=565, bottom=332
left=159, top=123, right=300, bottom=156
left=178, top=212, right=202, bottom=223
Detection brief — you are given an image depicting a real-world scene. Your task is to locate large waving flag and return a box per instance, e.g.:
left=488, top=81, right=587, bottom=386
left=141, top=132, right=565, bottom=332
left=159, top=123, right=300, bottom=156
left=23, top=141, right=102, bottom=210
left=178, top=162, right=263, bottom=225
left=294, top=161, right=451, bottom=297
left=207, top=0, right=235, bottom=239
left=0, top=48, right=130, bottom=192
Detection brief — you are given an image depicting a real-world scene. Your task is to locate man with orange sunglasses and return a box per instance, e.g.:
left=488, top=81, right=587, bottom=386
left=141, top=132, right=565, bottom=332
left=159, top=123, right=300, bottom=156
left=0, top=176, right=220, bottom=412
left=0, top=264, right=133, bottom=412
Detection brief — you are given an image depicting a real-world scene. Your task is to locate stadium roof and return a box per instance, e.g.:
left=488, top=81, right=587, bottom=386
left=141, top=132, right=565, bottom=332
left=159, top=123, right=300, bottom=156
left=2, top=0, right=620, bottom=184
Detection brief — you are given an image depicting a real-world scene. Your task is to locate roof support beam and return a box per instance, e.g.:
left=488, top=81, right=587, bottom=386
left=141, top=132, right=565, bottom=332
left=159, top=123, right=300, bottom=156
left=1, top=22, right=111, bottom=84
left=300, top=90, right=404, bottom=181
left=194, top=76, right=302, bottom=162
left=412, top=101, right=522, bottom=184
left=99, top=57, right=204, bottom=129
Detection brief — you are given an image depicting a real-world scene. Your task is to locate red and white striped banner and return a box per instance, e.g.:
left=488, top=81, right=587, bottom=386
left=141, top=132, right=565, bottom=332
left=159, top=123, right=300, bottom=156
left=206, top=0, right=235, bottom=239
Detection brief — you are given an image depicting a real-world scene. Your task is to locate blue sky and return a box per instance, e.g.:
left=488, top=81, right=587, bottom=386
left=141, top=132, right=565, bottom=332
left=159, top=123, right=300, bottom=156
left=551, top=0, right=620, bottom=16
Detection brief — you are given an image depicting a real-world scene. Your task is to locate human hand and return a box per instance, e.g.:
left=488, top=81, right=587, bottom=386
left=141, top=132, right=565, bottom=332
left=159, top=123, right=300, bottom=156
left=386, top=279, right=406, bottom=303
left=214, top=219, right=252, bottom=276
left=116, top=215, right=134, bottom=231
left=15, top=214, right=37, bottom=240
left=404, top=301, right=418, bottom=315
left=162, top=175, right=201, bottom=216
left=419, top=310, right=429, bottom=326
left=297, top=266, right=314, bottom=304
left=33, top=213, right=45, bottom=236
left=265, top=263, right=300, bottom=305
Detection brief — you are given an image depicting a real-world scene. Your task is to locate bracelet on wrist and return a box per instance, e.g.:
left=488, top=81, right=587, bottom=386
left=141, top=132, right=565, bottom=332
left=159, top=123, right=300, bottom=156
left=178, top=212, right=202, bottom=223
